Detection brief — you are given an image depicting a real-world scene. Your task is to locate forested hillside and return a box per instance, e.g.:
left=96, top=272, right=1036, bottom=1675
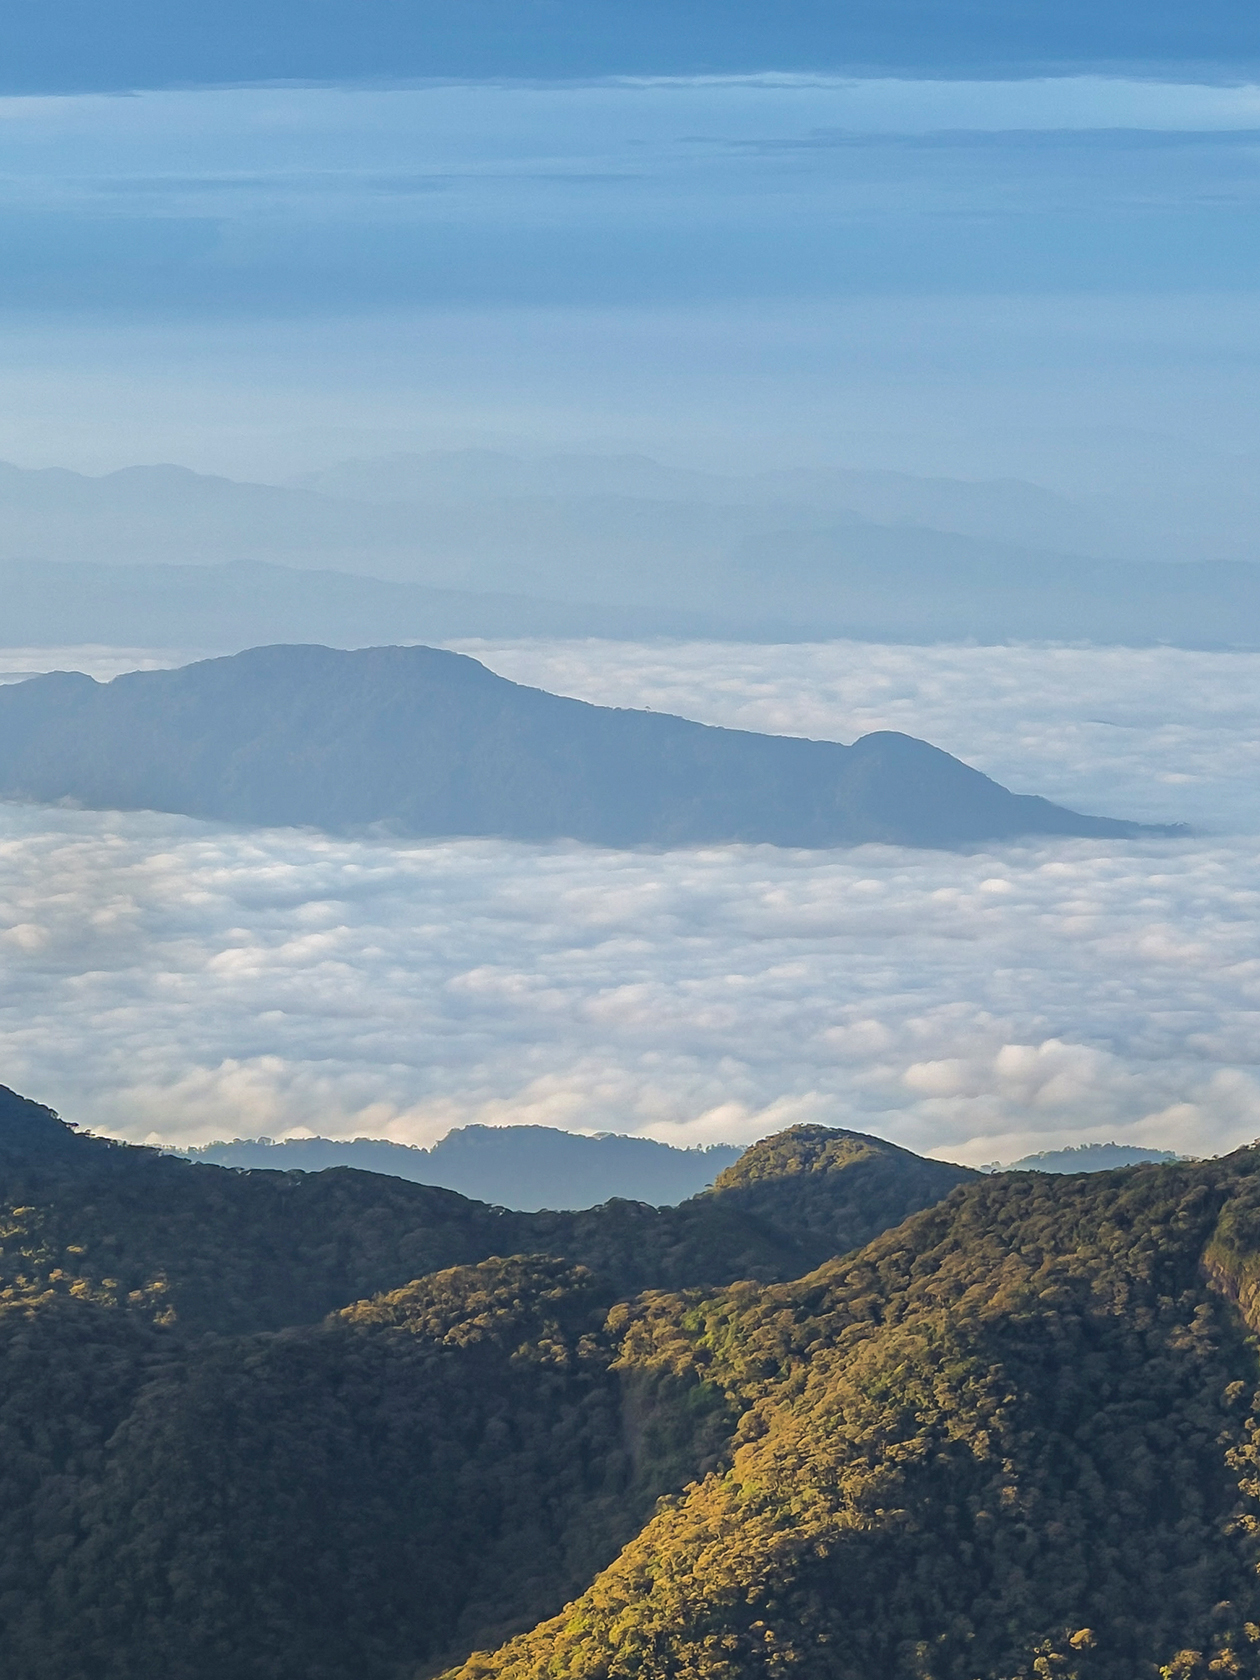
left=448, top=1163, right=1260, bottom=1680
left=8, top=1083, right=1260, bottom=1678
left=0, top=1087, right=967, bottom=1333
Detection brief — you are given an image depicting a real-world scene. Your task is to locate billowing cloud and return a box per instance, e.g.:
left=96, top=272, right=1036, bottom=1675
left=0, top=809, right=1255, bottom=1166
left=0, top=646, right=203, bottom=684
left=0, top=637, right=1256, bottom=1169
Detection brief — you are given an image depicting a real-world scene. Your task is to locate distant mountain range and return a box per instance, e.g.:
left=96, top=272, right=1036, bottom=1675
left=184, top=1125, right=743, bottom=1211
left=1007, top=1141, right=1184, bottom=1173
left=7, top=551, right=1260, bottom=652
left=0, top=1086, right=965, bottom=1333
left=187, top=1127, right=1189, bottom=1205
left=0, top=453, right=1259, bottom=649
left=0, top=558, right=697, bottom=649
left=0, top=642, right=1177, bottom=847
left=0, top=456, right=1106, bottom=592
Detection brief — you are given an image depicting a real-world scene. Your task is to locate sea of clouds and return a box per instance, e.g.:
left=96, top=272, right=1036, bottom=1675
left=0, top=637, right=1256, bottom=1167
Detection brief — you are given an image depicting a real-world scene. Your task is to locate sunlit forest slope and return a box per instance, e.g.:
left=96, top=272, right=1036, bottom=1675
left=7, top=1084, right=1260, bottom=1677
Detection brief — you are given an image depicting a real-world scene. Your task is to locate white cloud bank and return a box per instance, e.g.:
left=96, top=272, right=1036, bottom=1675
left=0, top=637, right=1256, bottom=1168
left=0, top=812, right=1255, bottom=1166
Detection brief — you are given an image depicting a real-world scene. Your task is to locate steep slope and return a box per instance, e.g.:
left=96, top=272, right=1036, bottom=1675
left=12, top=1079, right=1260, bottom=1678
left=446, top=1159, right=1260, bottom=1680
left=0, top=643, right=1169, bottom=847
left=1, top=1258, right=720, bottom=1680
left=11, top=1094, right=1260, bottom=1678
left=0, top=1087, right=972, bottom=1680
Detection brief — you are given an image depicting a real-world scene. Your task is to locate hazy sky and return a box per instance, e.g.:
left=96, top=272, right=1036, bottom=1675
left=0, top=71, right=1257, bottom=480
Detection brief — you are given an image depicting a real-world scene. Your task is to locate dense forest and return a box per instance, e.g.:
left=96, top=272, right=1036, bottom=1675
left=6, top=1083, right=1260, bottom=1677
left=0, top=1087, right=967, bottom=1333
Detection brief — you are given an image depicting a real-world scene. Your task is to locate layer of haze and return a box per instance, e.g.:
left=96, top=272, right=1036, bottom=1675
left=0, top=72, right=1257, bottom=517
left=0, top=639, right=1256, bottom=1169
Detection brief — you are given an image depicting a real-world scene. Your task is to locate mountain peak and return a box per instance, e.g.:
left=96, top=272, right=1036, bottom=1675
left=709, top=1123, right=888, bottom=1191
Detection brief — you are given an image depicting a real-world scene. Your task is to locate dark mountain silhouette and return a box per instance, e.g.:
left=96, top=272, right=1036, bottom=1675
left=0, top=643, right=1175, bottom=847
left=183, top=1124, right=743, bottom=1211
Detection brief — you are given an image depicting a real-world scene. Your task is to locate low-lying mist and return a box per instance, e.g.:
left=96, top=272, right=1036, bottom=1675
left=0, top=638, right=1254, bottom=1168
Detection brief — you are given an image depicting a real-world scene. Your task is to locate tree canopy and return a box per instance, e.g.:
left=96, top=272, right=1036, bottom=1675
left=5, top=1084, right=1260, bottom=1678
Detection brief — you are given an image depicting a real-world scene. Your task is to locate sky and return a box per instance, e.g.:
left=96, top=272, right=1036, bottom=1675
left=0, top=9, right=1257, bottom=1172
left=7, top=1, right=1255, bottom=91
left=0, top=70, right=1258, bottom=481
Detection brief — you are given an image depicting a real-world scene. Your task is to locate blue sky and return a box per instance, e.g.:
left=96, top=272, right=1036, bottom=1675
left=0, top=32, right=1255, bottom=483
left=3, top=76, right=1258, bottom=309
left=5, top=1, right=1256, bottom=90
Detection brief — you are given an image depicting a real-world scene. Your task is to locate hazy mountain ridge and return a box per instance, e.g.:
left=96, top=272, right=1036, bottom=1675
left=1007, top=1141, right=1185, bottom=1173
left=0, top=455, right=1103, bottom=581
left=0, top=557, right=709, bottom=649
left=10, top=552, right=1260, bottom=652
left=292, top=448, right=1100, bottom=556
left=0, top=642, right=1174, bottom=848
left=2, top=451, right=1258, bottom=650
left=184, top=1127, right=1189, bottom=1207
left=183, top=1125, right=743, bottom=1211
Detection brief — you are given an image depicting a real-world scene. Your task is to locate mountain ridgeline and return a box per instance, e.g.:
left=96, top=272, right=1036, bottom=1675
left=8, top=1082, right=1260, bottom=1677
left=0, top=1088, right=969, bottom=1336
left=182, top=1125, right=744, bottom=1211
left=3, top=447, right=1260, bottom=650
left=0, top=643, right=1172, bottom=848
left=1008, top=1141, right=1184, bottom=1173
left=0, top=1083, right=968, bottom=1680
